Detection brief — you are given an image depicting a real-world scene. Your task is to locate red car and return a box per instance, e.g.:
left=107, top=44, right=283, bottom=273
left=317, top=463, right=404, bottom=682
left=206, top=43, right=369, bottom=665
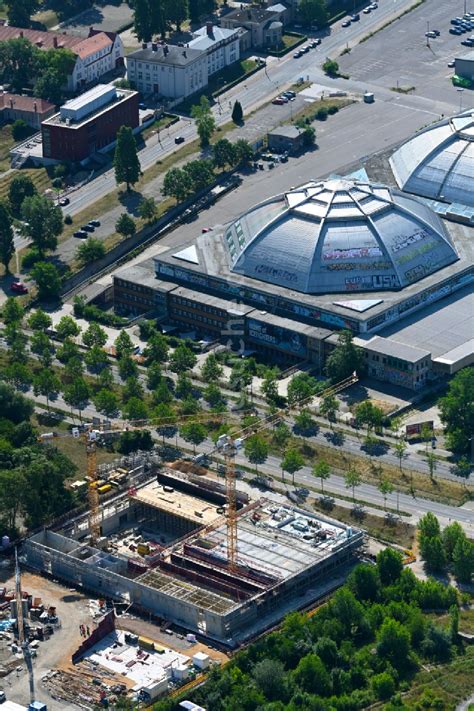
left=11, top=281, right=28, bottom=294
left=272, top=98, right=284, bottom=105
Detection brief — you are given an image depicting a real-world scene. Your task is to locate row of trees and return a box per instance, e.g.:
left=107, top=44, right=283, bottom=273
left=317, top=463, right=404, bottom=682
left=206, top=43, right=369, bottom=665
left=162, top=137, right=253, bottom=202
left=0, top=38, right=76, bottom=103
left=4, top=0, right=93, bottom=27
left=155, top=548, right=465, bottom=711
left=418, top=512, right=474, bottom=583
left=133, top=0, right=218, bottom=41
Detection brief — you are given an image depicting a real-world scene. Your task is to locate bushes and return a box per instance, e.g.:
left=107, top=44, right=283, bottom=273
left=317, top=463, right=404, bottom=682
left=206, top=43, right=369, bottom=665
left=73, top=296, right=127, bottom=328
left=21, top=248, right=42, bottom=270
left=316, top=106, right=329, bottom=120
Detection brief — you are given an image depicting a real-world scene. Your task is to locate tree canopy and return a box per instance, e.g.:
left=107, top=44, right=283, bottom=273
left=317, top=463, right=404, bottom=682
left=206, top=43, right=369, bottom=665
left=439, top=367, right=474, bottom=454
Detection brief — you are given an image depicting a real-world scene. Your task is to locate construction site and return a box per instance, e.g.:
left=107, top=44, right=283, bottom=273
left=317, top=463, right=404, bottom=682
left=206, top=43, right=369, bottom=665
left=24, top=463, right=363, bottom=646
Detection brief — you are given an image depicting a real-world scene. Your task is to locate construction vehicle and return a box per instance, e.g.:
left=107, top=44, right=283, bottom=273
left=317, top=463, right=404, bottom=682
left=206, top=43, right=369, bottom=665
left=39, top=373, right=358, bottom=565
left=14, top=548, right=35, bottom=706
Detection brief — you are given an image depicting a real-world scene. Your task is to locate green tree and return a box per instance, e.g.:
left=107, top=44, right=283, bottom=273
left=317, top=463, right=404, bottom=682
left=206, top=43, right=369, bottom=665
left=201, top=353, right=223, bottom=383
left=378, top=477, right=393, bottom=510
left=453, top=535, right=474, bottom=583
left=33, top=68, right=64, bottom=104
left=133, top=0, right=166, bottom=41
left=312, top=459, right=330, bottom=493
left=183, top=159, right=215, bottom=191
left=76, top=237, right=105, bottom=266
left=138, top=196, right=158, bottom=223
left=377, top=547, right=403, bottom=586
left=30, top=331, right=54, bottom=367
left=5, top=0, right=39, bottom=27
left=56, top=315, right=80, bottom=340
left=21, top=195, right=63, bottom=256
left=348, top=563, right=379, bottom=602
left=421, top=535, right=446, bottom=573
left=180, top=421, right=207, bottom=454
left=146, top=362, right=163, bottom=391
left=204, top=383, right=226, bottom=411
left=451, top=456, right=471, bottom=479
left=355, top=400, right=384, bottom=434
left=293, top=408, right=315, bottom=436
left=231, top=100, right=243, bottom=124
left=0, top=201, right=14, bottom=273
left=235, top=138, right=254, bottom=165
left=3, top=297, right=24, bottom=325
left=114, top=330, right=135, bottom=359
left=371, top=672, right=396, bottom=701
left=377, top=618, right=411, bottom=668
left=94, top=389, right=120, bottom=417
left=299, top=0, right=328, bottom=26
left=319, top=393, right=339, bottom=425
left=82, top=322, right=107, bottom=349
left=20, top=450, right=74, bottom=528
left=212, top=138, right=238, bottom=169
left=322, top=58, right=339, bottom=77
left=169, top=343, right=197, bottom=373
left=252, top=659, right=287, bottom=702
left=165, top=0, right=188, bottom=31
left=11, top=118, right=29, bottom=141
left=28, top=308, right=52, bottom=331
left=118, top=355, right=138, bottom=382
left=244, top=434, right=269, bottom=474
left=5, top=362, right=32, bottom=390
left=113, top=126, right=141, bottom=191
left=439, top=368, right=474, bottom=454
left=63, top=377, right=90, bottom=421
left=442, top=521, right=464, bottom=563
left=30, top=262, right=61, bottom=301
left=0, top=38, right=40, bottom=92
left=8, top=173, right=37, bottom=216
left=124, top=396, right=149, bottom=421
left=33, top=369, right=61, bottom=410
left=426, top=451, right=438, bottom=480
left=418, top=512, right=441, bottom=539
left=191, top=96, right=216, bottom=148
left=287, top=372, right=317, bottom=405
left=325, top=330, right=365, bottom=382
left=273, top=422, right=291, bottom=449
left=302, top=125, right=316, bottom=146
left=261, top=372, right=279, bottom=408
left=293, top=653, right=331, bottom=695
left=0, top=469, right=25, bottom=535
left=116, top=213, right=136, bottom=238
left=144, top=332, right=169, bottom=365
left=281, top=447, right=305, bottom=485
left=0, top=381, right=33, bottom=422
left=162, top=167, right=192, bottom=202
left=393, top=439, right=408, bottom=472
left=154, top=403, right=177, bottom=443
left=344, top=466, right=361, bottom=503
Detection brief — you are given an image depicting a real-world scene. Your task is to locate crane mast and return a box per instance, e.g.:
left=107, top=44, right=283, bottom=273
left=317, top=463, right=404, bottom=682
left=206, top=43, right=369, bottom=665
left=15, top=548, right=35, bottom=705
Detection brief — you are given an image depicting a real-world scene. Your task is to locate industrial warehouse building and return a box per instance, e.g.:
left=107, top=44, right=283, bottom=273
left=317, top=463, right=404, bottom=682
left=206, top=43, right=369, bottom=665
left=113, top=178, right=473, bottom=389
left=25, top=468, right=363, bottom=646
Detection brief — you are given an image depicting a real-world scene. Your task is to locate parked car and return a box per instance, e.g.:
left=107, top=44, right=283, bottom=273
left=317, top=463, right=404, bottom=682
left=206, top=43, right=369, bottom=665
left=301, top=45, right=309, bottom=53
left=59, top=197, right=69, bottom=206
left=450, top=27, right=462, bottom=34
left=310, top=39, right=321, bottom=47
left=433, top=29, right=440, bottom=35
left=81, top=224, right=95, bottom=232
left=10, top=281, right=28, bottom=294
left=425, top=31, right=436, bottom=38
left=451, top=17, right=464, bottom=24
left=369, top=2, right=378, bottom=8
left=73, top=230, right=88, bottom=238
left=362, top=6, right=371, bottom=13
left=351, top=13, right=360, bottom=21
left=448, top=60, right=455, bottom=67
left=201, top=227, right=211, bottom=233
left=89, top=220, right=101, bottom=227
left=342, top=19, right=351, bottom=26
left=293, top=51, right=302, bottom=58
left=174, top=136, right=185, bottom=144
left=279, top=95, right=289, bottom=102
left=138, top=102, right=146, bottom=110
left=272, top=97, right=284, bottom=105
left=461, top=38, right=474, bottom=45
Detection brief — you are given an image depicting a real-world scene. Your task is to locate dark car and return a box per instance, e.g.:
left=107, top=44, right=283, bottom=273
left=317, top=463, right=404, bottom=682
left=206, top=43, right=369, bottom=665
left=174, top=136, right=185, bottom=144
left=59, top=197, right=70, bottom=206
left=342, top=19, right=351, bottom=26
left=10, top=281, right=28, bottom=294
left=89, top=220, right=101, bottom=227
left=351, top=13, right=360, bottom=21
left=139, top=102, right=146, bottom=109
left=74, top=230, right=88, bottom=238
left=81, top=224, right=95, bottom=232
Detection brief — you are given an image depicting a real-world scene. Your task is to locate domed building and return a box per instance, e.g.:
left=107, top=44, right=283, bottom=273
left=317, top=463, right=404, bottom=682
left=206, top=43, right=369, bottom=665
left=225, top=178, right=457, bottom=293
left=390, top=111, right=474, bottom=206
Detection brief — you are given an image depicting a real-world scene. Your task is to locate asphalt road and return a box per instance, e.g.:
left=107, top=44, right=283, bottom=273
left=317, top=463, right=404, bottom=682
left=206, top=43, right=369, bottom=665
left=62, top=0, right=427, bottom=218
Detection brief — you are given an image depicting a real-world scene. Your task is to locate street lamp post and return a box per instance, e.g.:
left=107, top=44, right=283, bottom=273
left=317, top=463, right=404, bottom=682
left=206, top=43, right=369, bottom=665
left=457, top=87, right=464, bottom=112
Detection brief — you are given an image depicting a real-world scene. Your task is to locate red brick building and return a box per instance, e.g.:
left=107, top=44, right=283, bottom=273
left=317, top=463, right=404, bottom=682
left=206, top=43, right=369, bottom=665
left=41, top=84, right=139, bottom=162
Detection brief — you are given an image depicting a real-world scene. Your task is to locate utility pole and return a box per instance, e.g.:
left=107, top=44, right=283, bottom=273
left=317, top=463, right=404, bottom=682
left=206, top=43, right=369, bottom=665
left=426, top=21, right=430, bottom=47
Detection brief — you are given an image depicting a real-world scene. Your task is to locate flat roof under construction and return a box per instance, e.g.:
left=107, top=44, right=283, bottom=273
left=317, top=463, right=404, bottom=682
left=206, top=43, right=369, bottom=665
left=130, top=481, right=221, bottom=526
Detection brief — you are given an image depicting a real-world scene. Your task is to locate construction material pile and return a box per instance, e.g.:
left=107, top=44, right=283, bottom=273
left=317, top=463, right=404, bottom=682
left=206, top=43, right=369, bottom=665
left=42, top=662, right=128, bottom=710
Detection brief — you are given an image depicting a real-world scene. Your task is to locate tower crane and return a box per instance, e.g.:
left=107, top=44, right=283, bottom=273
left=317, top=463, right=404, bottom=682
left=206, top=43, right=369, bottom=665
left=39, top=373, right=358, bottom=568
left=15, top=547, right=36, bottom=706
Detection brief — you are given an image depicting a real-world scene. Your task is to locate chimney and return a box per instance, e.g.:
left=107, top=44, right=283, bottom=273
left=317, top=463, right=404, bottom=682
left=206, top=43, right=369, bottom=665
left=163, top=44, right=169, bottom=55
left=34, top=102, right=37, bottom=113
left=206, top=22, right=213, bottom=36
left=151, top=42, right=157, bottom=51
left=19, top=30, right=24, bottom=38
left=183, top=50, right=187, bottom=57
left=53, top=36, right=58, bottom=48
left=247, top=10, right=251, bottom=18
left=9, top=99, right=14, bottom=109
left=142, top=41, right=147, bottom=49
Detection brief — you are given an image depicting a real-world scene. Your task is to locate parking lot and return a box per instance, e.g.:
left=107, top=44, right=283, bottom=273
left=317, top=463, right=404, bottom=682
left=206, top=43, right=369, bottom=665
left=338, top=0, right=474, bottom=109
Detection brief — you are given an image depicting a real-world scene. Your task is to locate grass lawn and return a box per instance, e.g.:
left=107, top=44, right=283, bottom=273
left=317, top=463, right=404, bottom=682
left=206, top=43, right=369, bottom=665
left=401, top=645, right=474, bottom=710
left=32, top=8, right=59, bottom=28
left=0, top=125, right=16, bottom=173
left=281, top=33, right=304, bottom=50
left=285, top=97, right=354, bottom=128
left=0, top=167, right=52, bottom=204
left=209, top=58, right=258, bottom=94
left=140, top=115, right=179, bottom=142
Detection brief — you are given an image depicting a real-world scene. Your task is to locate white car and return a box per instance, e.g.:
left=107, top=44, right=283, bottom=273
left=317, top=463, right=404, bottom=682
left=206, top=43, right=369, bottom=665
left=363, top=7, right=371, bottom=13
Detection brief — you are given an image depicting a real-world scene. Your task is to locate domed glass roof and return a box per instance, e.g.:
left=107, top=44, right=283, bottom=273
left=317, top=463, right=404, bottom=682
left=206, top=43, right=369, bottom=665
left=224, top=178, right=457, bottom=294
left=390, top=111, right=474, bottom=205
